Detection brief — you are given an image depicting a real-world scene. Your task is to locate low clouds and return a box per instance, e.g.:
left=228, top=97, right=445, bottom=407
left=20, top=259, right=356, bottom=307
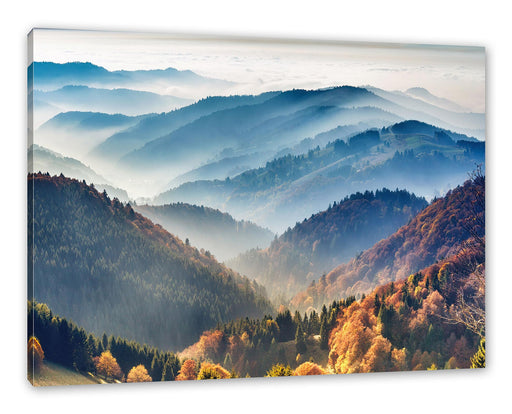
left=33, top=29, right=485, bottom=112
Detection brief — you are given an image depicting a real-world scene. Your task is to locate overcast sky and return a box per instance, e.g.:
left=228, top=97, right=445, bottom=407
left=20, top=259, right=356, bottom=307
left=31, top=29, right=486, bottom=112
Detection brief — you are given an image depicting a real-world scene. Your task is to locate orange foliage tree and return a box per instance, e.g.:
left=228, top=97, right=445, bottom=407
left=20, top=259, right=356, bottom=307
left=176, top=359, right=198, bottom=381
left=294, top=361, right=327, bottom=376
left=126, top=364, right=152, bottom=383
left=28, top=336, right=44, bottom=373
left=95, top=350, right=123, bottom=381
left=197, top=330, right=227, bottom=361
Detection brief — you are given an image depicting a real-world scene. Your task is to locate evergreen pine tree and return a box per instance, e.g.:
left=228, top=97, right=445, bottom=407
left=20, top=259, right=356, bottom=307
left=303, top=314, right=310, bottom=335
left=374, top=294, right=381, bottom=316
left=295, top=324, right=307, bottom=354
left=161, top=359, right=175, bottom=381
left=319, top=318, right=329, bottom=350
left=150, top=354, right=164, bottom=382
left=101, top=333, right=108, bottom=351
left=276, top=309, right=295, bottom=342
left=309, top=310, right=320, bottom=335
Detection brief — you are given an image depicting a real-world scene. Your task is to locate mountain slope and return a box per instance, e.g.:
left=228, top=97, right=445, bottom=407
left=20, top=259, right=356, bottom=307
left=29, top=144, right=108, bottom=184
left=36, top=111, right=151, bottom=159
left=134, top=202, right=275, bottom=262
left=34, top=85, right=191, bottom=116
left=28, top=144, right=130, bottom=201
left=227, top=188, right=427, bottom=299
left=89, top=92, right=279, bottom=164
left=327, top=241, right=484, bottom=373
left=366, top=86, right=485, bottom=139
left=154, top=120, right=484, bottom=232
left=405, top=87, right=471, bottom=112
left=290, top=175, right=485, bottom=310
left=28, top=173, right=272, bottom=351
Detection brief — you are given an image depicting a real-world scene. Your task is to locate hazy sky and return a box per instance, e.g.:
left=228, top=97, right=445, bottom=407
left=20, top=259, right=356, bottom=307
left=31, top=29, right=486, bottom=112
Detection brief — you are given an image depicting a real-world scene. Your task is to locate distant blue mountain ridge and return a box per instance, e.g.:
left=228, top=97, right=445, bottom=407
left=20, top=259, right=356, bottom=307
left=28, top=61, right=234, bottom=91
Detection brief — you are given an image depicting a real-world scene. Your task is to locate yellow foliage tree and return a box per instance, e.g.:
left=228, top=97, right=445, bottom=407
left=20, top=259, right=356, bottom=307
left=265, top=363, right=294, bottom=377
left=330, top=302, right=410, bottom=374
left=127, top=364, right=152, bottom=383
left=197, top=362, right=231, bottom=380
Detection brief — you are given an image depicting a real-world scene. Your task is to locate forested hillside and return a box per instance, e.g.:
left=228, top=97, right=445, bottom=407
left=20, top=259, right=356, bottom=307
left=291, top=174, right=485, bottom=310
left=134, top=202, right=274, bottom=262
left=178, top=243, right=484, bottom=376
left=227, top=188, right=427, bottom=299
left=119, top=86, right=398, bottom=174
left=28, top=173, right=272, bottom=350
left=178, top=174, right=485, bottom=376
left=155, top=120, right=483, bottom=232
left=327, top=239, right=484, bottom=373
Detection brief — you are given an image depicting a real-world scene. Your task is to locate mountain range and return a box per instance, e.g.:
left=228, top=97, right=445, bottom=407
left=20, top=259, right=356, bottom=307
left=88, top=92, right=279, bottom=168
left=154, top=120, right=484, bottom=232
left=34, top=85, right=191, bottom=117
left=290, top=175, right=485, bottom=311
left=28, top=57, right=486, bottom=381
left=28, top=61, right=234, bottom=94
left=227, top=188, right=428, bottom=299
left=30, top=64, right=485, bottom=205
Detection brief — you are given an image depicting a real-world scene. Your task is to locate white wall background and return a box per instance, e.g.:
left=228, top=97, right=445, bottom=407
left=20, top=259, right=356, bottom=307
left=1, top=1, right=509, bottom=412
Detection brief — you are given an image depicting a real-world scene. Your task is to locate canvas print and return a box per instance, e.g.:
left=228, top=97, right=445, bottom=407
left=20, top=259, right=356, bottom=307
left=27, top=29, right=485, bottom=386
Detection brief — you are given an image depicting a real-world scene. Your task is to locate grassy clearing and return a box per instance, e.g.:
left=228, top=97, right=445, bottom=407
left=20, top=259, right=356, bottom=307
left=28, top=361, right=102, bottom=387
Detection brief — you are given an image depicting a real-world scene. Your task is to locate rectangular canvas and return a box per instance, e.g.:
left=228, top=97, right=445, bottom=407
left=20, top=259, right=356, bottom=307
left=27, top=29, right=485, bottom=386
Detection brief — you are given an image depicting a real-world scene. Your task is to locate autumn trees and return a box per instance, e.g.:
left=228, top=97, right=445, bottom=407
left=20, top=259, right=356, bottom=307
left=265, top=363, right=293, bottom=377
left=176, top=359, right=198, bottom=381
left=294, top=362, right=326, bottom=376
left=328, top=248, right=483, bottom=374
left=95, top=351, right=123, bottom=381
left=178, top=299, right=355, bottom=378
left=197, top=363, right=231, bottom=380
left=127, top=365, right=152, bottom=382
left=292, top=176, right=486, bottom=311
left=445, top=168, right=485, bottom=339
left=95, top=352, right=153, bottom=383
left=265, top=362, right=327, bottom=377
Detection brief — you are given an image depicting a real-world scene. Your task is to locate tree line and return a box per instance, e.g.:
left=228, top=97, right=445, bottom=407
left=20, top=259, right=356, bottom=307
left=28, top=300, right=181, bottom=383
left=180, top=297, right=356, bottom=378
